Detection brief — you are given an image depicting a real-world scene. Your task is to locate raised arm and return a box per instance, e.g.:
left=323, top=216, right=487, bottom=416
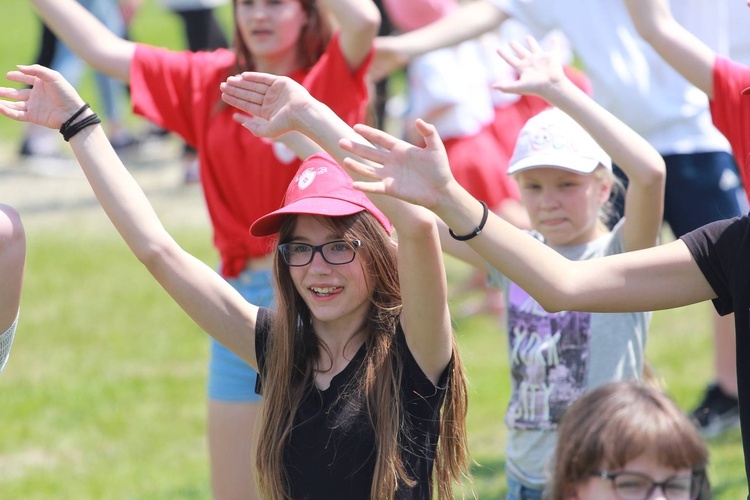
left=336, top=119, right=715, bottom=314
left=29, top=0, right=135, bottom=82
left=0, top=204, right=24, bottom=334
left=495, top=36, right=666, bottom=251
left=220, top=73, right=451, bottom=383
left=370, top=0, right=507, bottom=81
left=625, top=0, right=715, bottom=97
left=0, top=65, right=259, bottom=365
left=324, top=0, right=381, bottom=71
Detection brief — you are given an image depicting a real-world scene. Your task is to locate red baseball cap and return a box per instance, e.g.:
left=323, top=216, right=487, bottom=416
left=250, top=153, right=393, bottom=237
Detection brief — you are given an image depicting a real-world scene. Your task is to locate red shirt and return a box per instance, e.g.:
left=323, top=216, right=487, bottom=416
left=710, top=56, right=750, bottom=195
left=130, top=34, right=371, bottom=277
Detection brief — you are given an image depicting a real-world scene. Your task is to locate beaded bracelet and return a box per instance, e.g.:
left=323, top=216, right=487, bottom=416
left=59, top=103, right=102, bottom=142
left=448, top=200, right=489, bottom=241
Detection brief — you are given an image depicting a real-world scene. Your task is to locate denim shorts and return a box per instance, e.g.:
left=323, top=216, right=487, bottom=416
left=506, top=469, right=545, bottom=500
left=207, top=268, right=275, bottom=402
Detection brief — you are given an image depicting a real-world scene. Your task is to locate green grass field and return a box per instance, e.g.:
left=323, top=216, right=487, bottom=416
left=0, top=1, right=746, bottom=498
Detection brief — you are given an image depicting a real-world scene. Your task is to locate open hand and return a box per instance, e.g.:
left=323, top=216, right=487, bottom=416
left=221, top=72, right=312, bottom=139
left=338, top=119, right=456, bottom=210
left=0, top=64, right=85, bottom=129
left=493, top=36, right=567, bottom=99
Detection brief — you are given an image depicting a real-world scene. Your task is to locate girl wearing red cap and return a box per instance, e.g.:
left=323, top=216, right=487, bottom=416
left=27, top=0, right=380, bottom=496
left=0, top=64, right=470, bottom=499
left=218, top=35, right=665, bottom=497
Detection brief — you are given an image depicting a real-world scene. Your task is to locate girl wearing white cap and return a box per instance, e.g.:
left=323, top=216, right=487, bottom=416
left=218, top=36, right=666, bottom=497
left=411, top=37, right=666, bottom=498
left=0, top=63, right=470, bottom=499
left=0, top=204, right=24, bottom=375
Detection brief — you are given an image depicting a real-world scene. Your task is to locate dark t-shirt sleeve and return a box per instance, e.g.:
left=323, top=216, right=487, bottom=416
left=680, top=215, right=748, bottom=316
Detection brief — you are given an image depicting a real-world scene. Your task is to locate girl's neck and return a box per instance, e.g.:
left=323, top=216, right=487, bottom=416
left=312, top=326, right=367, bottom=390
left=254, top=53, right=303, bottom=77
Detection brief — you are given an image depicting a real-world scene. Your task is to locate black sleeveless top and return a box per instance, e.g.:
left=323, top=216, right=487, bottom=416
left=254, top=308, right=451, bottom=499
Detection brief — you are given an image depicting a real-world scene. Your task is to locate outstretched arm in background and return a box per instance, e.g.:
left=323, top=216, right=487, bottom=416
left=29, top=0, right=135, bottom=81
left=495, top=36, right=666, bottom=251
left=0, top=65, right=260, bottom=366
left=221, top=73, right=452, bottom=384
left=370, top=0, right=507, bottom=82
left=323, top=0, right=381, bottom=71
left=335, top=117, right=715, bottom=315
left=624, top=0, right=715, bottom=97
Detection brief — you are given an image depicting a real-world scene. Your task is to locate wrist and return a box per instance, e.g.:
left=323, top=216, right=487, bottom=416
left=60, top=103, right=101, bottom=142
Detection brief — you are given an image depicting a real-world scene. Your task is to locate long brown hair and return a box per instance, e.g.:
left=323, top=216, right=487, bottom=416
left=550, top=381, right=708, bottom=500
left=231, top=0, right=333, bottom=74
left=255, top=212, right=470, bottom=499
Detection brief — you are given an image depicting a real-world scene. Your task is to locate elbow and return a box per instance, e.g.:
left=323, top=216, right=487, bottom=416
left=409, top=209, right=441, bottom=238
left=626, top=155, right=666, bottom=191
left=536, top=295, right=568, bottom=314
left=355, top=6, right=382, bottom=43
left=0, top=205, right=25, bottom=257
left=133, top=237, right=179, bottom=274
left=643, top=157, right=667, bottom=189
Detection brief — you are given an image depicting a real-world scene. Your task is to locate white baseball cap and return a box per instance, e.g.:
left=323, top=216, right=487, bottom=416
left=508, top=108, right=612, bottom=175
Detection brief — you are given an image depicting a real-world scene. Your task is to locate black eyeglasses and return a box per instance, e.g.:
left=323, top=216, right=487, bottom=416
left=278, top=240, right=362, bottom=267
left=591, top=469, right=705, bottom=500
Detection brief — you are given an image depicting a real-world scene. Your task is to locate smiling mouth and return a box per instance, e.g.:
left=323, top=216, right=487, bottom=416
left=310, top=286, right=341, bottom=296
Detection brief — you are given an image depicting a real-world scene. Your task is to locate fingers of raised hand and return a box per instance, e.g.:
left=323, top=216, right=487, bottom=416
left=0, top=100, right=28, bottom=121
left=524, top=35, right=543, bottom=53
left=352, top=123, right=401, bottom=152
left=0, top=86, right=28, bottom=102
left=496, top=45, right=519, bottom=69
left=5, top=70, right=39, bottom=88
left=339, top=151, right=384, bottom=180
left=339, top=137, right=389, bottom=166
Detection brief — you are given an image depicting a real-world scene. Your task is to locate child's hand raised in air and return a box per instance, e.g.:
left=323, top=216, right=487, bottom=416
left=494, top=35, right=569, bottom=100
left=339, top=119, right=459, bottom=211
left=0, top=64, right=86, bottom=129
left=221, top=72, right=313, bottom=140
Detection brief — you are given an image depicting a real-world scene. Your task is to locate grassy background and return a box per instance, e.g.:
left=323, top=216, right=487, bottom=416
left=0, top=1, right=746, bottom=498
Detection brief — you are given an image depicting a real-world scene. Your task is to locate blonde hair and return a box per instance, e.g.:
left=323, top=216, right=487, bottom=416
left=255, top=212, right=471, bottom=499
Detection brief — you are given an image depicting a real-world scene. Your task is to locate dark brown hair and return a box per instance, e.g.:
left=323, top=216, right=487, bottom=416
left=255, top=212, right=470, bottom=499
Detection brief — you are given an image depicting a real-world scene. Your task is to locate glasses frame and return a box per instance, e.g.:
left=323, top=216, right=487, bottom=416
left=278, top=239, right=362, bottom=267
left=591, top=469, right=705, bottom=500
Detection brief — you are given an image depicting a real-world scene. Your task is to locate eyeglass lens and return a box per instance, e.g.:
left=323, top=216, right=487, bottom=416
left=280, top=240, right=359, bottom=266
left=612, top=472, right=698, bottom=500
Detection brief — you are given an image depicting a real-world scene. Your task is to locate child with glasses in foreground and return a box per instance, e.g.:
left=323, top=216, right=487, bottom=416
left=218, top=34, right=666, bottom=497
left=552, top=381, right=709, bottom=500
left=0, top=63, right=470, bottom=499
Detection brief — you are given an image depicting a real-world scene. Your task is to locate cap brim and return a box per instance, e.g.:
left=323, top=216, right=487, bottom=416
left=743, top=87, right=750, bottom=95
left=250, top=197, right=368, bottom=237
left=507, top=153, right=608, bottom=175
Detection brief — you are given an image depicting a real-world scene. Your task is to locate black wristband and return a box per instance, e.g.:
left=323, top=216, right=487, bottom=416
left=60, top=103, right=90, bottom=134
left=61, top=112, right=101, bottom=142
left=448, top=200, right=489, bottom=241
